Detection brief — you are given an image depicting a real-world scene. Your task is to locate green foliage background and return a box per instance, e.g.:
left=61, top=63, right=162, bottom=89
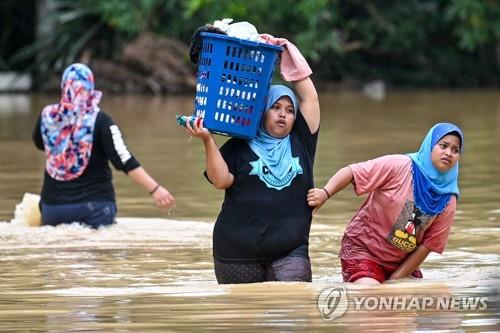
left=2, top=0, right=500, bottom=87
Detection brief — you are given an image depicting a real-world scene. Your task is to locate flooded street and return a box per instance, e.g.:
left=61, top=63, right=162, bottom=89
left=0, top=91, right=499, bottom=331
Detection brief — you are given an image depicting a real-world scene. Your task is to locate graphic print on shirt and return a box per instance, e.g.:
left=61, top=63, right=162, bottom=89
left=249, top=157, right=303, bottom=190
left=386, top=200, right=432, bottom=252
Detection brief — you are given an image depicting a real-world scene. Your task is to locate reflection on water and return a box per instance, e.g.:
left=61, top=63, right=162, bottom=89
left=0, top=91, right=499, bottom=331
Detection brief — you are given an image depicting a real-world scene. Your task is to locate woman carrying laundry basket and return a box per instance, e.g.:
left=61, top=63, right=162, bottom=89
left=185, top=33, right=320, bottom=284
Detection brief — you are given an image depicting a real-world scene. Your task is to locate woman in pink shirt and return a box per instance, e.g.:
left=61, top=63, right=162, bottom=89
left=307, top=123, right=463, bottom=284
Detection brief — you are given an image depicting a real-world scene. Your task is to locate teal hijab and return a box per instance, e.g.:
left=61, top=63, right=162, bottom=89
left=407, top=123, right=463, bottom=215
left=248, top=85, right=298, bottom=180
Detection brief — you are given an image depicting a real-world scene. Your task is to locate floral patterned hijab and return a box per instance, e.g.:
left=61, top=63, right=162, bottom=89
left=41, top=63, right=102, bottom=181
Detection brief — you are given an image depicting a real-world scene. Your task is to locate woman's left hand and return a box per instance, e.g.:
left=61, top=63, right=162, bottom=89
left=152, top=186, right=176, bottom=211
left=307, top=188, right=329, bottom=214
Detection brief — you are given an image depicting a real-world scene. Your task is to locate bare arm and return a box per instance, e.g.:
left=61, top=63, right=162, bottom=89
left=389, top=245, right=431, bottom=280
left=307, top=166, right=353, bottom=212
left=293, top=77, right=320, bottom=134
left=185, top=119, right=234, bottom=190
left=203, top=135, right=234, bottom=189
left=127, top=167, right=175, bottom=210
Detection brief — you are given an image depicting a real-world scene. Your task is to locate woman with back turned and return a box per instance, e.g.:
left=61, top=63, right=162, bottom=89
left=33, top=63, right=175, bottom=228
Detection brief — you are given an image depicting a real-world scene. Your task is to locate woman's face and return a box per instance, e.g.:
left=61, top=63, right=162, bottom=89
left=431, top=134, right=461, bottom=172
left=262, top=96, right=295, bottom=138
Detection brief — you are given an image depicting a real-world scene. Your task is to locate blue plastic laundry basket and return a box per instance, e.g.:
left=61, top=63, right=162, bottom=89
left=193, top=32, right=283, bottom=139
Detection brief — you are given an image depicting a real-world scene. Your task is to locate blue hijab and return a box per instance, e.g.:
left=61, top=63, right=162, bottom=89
left=407, top=123, right=463, bottom=215
left=248, top=85, right=298, bottom=180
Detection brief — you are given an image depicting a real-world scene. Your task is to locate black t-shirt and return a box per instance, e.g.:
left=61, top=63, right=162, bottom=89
left=33, top=112, right=140, bottom=205
left=209, top=111, right=318, bottom=263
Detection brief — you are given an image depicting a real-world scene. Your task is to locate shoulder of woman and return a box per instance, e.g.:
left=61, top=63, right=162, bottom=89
left=366, top=154, right=410, bottom=165
left=226, top=137, right=246, bottom=146
left=447, top=194, right=457, bottom=208
left=219, top=137, right=243, bottom=151
left=96, top=111, right=114, bottom=124
left=436, top=195, right=457, bottom=221
left=97, top=110, right=110, bottom=119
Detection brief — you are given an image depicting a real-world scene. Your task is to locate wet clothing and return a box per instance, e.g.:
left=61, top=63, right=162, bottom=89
left=33, top=111, right=139, bottom=227
left=41, top=201, right=116, bottom=229
left=340, top=155, right=456, bottom=273
left=208, top=111, right=318, bottom=264
left=341, top=258, right=423, bottom=283
left=214, top=256, right=312, bottom=284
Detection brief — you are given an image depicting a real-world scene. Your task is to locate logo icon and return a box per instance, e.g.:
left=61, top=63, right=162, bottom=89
left=317, top=286, right=348, bottom=320
left=249, top=157, right=303, bottom=190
